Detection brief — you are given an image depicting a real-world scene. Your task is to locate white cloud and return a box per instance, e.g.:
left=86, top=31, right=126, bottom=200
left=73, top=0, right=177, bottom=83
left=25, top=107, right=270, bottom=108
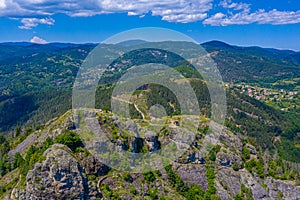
left=204, top=8, right=300, bottom=26
left=219, top=0, right=250, bottom=11
left=30, top=36, right=48, bottom=44
left=0, top=0, right=6, bottom=9
left=161, top=13, right=208, bottom=23
left=18, top=17, right=55, bottom=29
left=0, top=0, right=300, bottom=27
left=0, top=0, right=213, bottom=25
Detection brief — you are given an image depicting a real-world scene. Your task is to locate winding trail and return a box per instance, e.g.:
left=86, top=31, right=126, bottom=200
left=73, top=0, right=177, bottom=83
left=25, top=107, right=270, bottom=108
left=111, top=96, right=146, bottom=120
left=133, top=103, right=145, bottom=120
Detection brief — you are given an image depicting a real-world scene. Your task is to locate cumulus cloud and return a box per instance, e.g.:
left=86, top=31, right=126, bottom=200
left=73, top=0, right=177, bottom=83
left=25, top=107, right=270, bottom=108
left=30, top=36, right=48, bottom=44
left=0, top=0, right=6, bottom=9
left=0, top=0, right=213, bottom=26
left=17, top=17, right=55, bottom=29
left=219, top=0, right=250, bottom=12
left=0, top=0, right=300, bottom=27
left=204, top=7, right=300, bottom=26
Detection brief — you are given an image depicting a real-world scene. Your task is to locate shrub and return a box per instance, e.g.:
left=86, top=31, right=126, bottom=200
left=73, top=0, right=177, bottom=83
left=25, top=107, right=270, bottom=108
left=143, top=171, right=156, bottom=183
left=203, top=126, right=209, bottom=135
left=12, top=152, right=25, bottom=169
left=209, top=150, right=216, bottom=161
left=256, top=160, right=265, bottom=179
left=209, top=145, right=220, bottom=161
left=215, top=145, right=221, bottom=153
left=277, top=192, right=283, bottom=198
left=246, top=159, right=256, bottom=172
left=0, top=154, right=11, bottom=176
left=55, top=130, right=84, bottom=152
left=268, top=160, right=277, bottom=177
left=149, top=188, right=158, bottom=200
left=232, top=163, right=239, bottom=171
left=234, top=194, right=243, bottom=200
left=206, top=166, right=217, bottom=198
left=242, top=146, right=250, bottom=161
left=186, top=185, right=204, bottom=200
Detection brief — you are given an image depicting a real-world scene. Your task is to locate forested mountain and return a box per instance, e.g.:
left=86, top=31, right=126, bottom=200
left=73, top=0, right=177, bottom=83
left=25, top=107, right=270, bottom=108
left=0, top=41, right=299, bottom=199
left=202, top=41, right=300, bottom=85
left=0, top=41, right=299, bottom=159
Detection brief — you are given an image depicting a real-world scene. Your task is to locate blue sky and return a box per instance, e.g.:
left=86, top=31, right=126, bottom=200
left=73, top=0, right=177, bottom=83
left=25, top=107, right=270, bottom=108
left=0, top=0, right=300, bottom=50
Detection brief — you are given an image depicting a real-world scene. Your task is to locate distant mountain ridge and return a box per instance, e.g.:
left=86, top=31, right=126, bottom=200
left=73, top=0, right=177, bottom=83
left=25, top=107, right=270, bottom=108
left=3, top=40, right=299, bottom=66
left=202, top=40, right=300, bottom=65
left=1, top=40, right=299, bottom=52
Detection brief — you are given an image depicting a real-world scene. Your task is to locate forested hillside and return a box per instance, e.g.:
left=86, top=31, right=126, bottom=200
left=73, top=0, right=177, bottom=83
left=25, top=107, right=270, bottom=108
left=0, top=41, right=299, bottom=163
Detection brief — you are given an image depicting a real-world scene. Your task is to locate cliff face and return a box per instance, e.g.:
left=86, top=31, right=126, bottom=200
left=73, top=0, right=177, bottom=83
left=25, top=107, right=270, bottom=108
left=18, top=144, right=88, bottom=199
left=1, top=110, right=300, bottom=200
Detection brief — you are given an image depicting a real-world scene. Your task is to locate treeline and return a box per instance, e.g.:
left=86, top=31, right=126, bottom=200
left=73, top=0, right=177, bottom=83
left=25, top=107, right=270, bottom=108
left=0, top=90, right=72, bottom=132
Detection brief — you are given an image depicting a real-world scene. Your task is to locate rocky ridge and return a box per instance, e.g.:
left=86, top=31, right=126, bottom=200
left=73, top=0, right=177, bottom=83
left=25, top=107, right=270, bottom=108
left=1, top=110, right=299, bottom=199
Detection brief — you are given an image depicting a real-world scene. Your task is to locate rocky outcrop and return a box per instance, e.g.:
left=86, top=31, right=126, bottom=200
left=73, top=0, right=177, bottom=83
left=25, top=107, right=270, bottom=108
left=187, top=152, right=206, bottom=164
left=218, top=129, right=243, bottom=153
left=8, top=132, right=38, bottom=161
left=216, top=167, right=241, bottom=196
left=79, top=154, right=110, bottom=176
left=246, top=144, right=257, bottom=155
left=144, top=131, right=161, bottom=152
left=217, top=152, right=242, bottom=168
left=18, top=144, right=88, bottom=200
left=124, top=121, right=139, bottom=136
left=4, top=111, right=300, bottom=200
left=265, top=177, right=300, bottom=200
left=173, top=163, right=208, bottom=191
left=240, top=170, right=269, bottom=200
left=215, top=180, right=233, bottom=200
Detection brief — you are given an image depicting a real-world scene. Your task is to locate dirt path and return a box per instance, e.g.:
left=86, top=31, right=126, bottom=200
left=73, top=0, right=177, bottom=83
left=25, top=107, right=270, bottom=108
left=111, top=96, right=146, bottom=120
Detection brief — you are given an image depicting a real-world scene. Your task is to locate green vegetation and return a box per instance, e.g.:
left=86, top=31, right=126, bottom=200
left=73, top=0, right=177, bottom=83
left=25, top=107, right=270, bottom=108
left=0, top=41, right=299, bottom=198
left=234, top=194, right=243, bottom=200
left=226, top=89, right=300, bottom=163
left=149, top=188, right=158, bottom=200
left=245, top=158, right=264, bottom=179
left=0, top=135, right=11, bottom=176
left=0, top=177, right=18, bottom=196
left=100, top=184, right=122, bottom=199
left=0, top=154, right=10, bottom=177
left=241, top=184, right=254, bottom=200
left=12, top=153, right=25, bottom=169
left=203, top=41, right=300, bottom=84
left=267, top=158, right=299, bottom=181
left=143, top=171, right=156, bottom=184
left=232, top=163, right=239, bottom=171
left=0, top=136, right=54, bottom=190
left=277, top=191, right=284, bottom=198
left=205, top=166, right=218, bottom=200
left=0, top=42, right=299, bottom=165
left=10, top=126, right=35, bottom=149
left=209, top=145, right=221, bottom=161
left=242, top=146, right=251, bottom=161
left=54, top=130, right=84, bottom=152
left=0, top=129, right=87, bottom=195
